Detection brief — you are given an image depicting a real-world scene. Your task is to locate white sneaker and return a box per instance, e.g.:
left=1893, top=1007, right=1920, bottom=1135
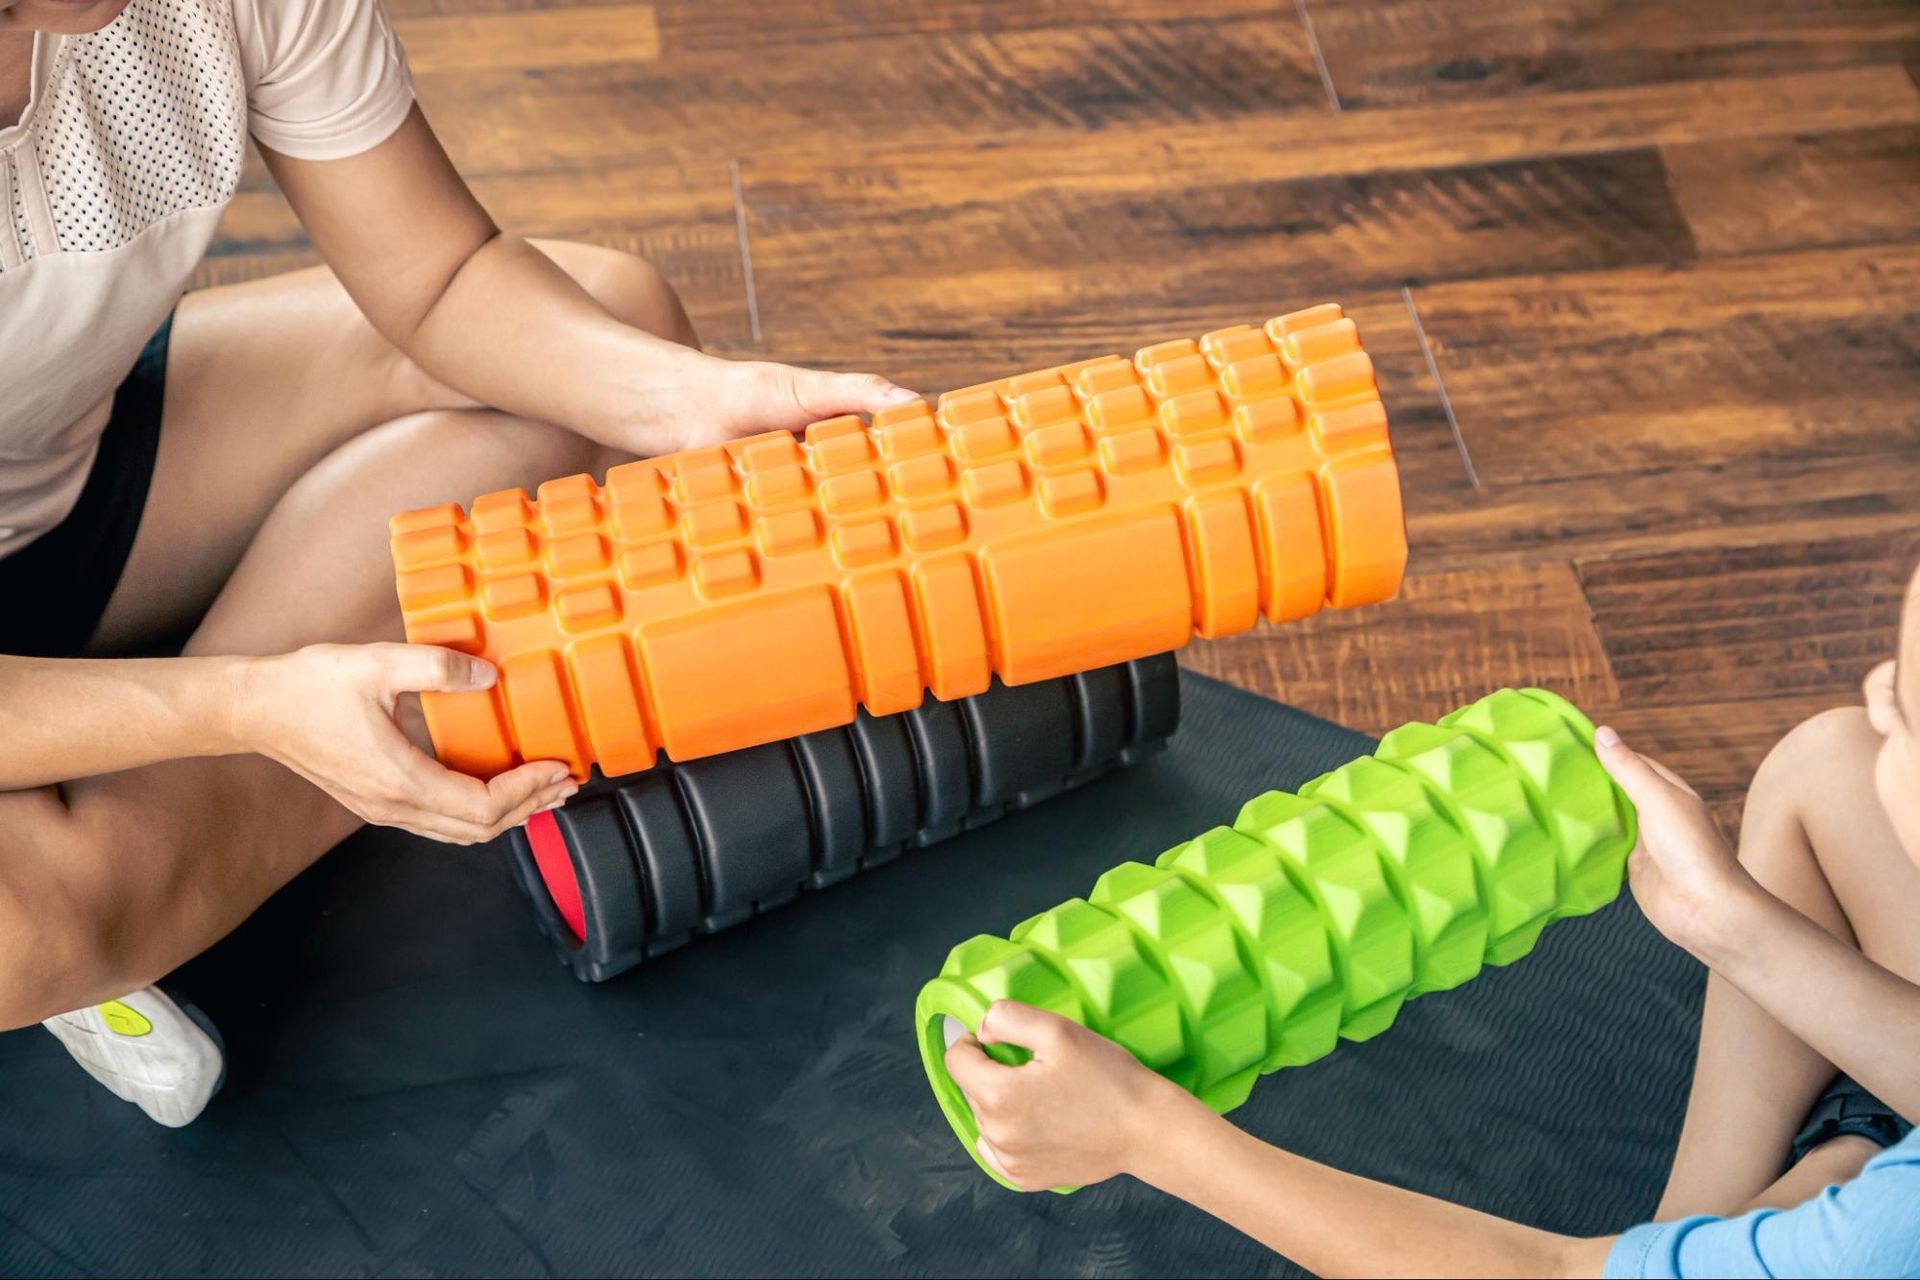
left=42, top=985, right=225, bottom=1127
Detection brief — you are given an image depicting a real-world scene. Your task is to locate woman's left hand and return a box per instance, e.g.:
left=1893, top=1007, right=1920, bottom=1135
left=943, top=1000, right=1206, bottom=1191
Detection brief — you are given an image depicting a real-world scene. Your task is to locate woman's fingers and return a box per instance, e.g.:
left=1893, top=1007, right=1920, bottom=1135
left=371, top=642, right=499, bottom=696
left=782, top=366, right=919, bottom=422
left=375, top=722, right=571, bottom=841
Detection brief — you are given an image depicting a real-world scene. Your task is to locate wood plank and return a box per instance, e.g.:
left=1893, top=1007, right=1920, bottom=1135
left=651, top=0, right=1291, bottom=52
left=740, top=149, right=1696, bottom=346
left=394, top=5, right=659, bottom=74
left=407, top=48, right=1917, bottom=175
left=1663, top=125, right=1920, bottom=256
left=409, top=15, right=1324, bottom=171
left=1577, top=533, right=1911, bottom=707
left=1412, top=448, right=1920, bottom=570
left=1181, top=560, right=1622, bottom=735
left=1414, top=243, right=1920, bottom=485
left=386, top=0, right=631, bottom=16
left=1604, top=694, right=1846, bottom=812
left=1307, top=0, right=1920, bottom=108
left=729, top=63, right=1917, bottom=181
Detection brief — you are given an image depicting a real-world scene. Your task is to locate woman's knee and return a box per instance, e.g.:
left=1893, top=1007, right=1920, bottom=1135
left=0, top=795, right=149, bottom=1025
left=529, top=238, right=699, bottom=348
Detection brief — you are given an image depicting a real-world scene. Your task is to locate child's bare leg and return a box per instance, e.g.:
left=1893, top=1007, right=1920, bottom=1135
left=1735, top=1135, right=1881, bottom=1214
left=1656, top=708, right=1920, bottom=1217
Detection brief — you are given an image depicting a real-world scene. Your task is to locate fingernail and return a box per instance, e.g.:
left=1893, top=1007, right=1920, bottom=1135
left=881, top=385, right=921, bottom=404
left=1595, top=726, right=1621, bottom=749
left=464, top=658, right=499, bottom=691
left=547, top=769, right=573, bottom=787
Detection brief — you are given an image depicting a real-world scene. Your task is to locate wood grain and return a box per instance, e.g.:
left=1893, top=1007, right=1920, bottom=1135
left=1664, top=125, right=1920, bottom=256
left=1180, top=561, right=1621, bottom=735
left=741, top=149, right=1697, bottom=346
left=393, top=5, right=660, bottom=73
left=402, top=51, right=1918, bottom=176
left=1578, top=534, right=1913, bottom=706
left=1308, top=0, right=1920, bottom=108
left=408, top=15, right=1325, bottom=172
left=651, top=0, right=1293, bottom=51
left=1604, top=694, right=1846, bottom=814
left=1403, top=243, right=1920, bottom=564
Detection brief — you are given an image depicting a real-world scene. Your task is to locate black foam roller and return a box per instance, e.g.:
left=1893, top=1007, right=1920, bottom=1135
left=507, top=654, right=1182, bottom=982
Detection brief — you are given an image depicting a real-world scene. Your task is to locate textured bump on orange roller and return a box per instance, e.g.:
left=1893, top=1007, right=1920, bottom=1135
left=391, top=306, right=1407, bottom=780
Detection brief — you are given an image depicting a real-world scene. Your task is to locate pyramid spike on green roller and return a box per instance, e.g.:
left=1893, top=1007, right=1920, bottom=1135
left=916, top=688, right=1638, bottom=1192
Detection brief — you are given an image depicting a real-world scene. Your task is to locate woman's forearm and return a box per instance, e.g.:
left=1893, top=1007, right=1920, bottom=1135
left=401, top=230, right=701, bottom=442
left=0, top=655, right=248, bottom=789
left=1699, top=886, right=1920, bottom=1118
left=1133, top=1103, right=1614, bottom=1279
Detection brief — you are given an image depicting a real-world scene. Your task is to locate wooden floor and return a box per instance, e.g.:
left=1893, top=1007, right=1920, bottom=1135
left=202, top=0, right=1920, bottom=831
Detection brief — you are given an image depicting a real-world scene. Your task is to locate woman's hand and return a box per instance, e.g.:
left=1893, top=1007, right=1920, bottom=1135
left=233, top=643, right=575, bottom=843
left=1595, top=725, right=1767, bottom=959
left=622, top=347, right=922, bottom=454
left=943, top=1000, right=1207, bottom=1191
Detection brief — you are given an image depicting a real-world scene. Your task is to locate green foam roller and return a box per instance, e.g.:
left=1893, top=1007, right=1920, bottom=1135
left=914, top=687, right=1637, bottom=1190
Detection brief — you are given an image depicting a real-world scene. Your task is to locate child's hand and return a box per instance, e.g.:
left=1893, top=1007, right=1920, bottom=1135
left=1595, top=725, right=1765, bottom=958
left=942, top=1000, right=1204, bottom=1191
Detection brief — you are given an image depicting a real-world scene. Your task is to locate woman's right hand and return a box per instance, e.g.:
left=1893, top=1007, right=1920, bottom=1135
left=232, top=642, right=574, bottom=843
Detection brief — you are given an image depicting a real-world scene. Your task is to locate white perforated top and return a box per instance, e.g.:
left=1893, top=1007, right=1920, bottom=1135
left=0, top=0, right=415, bottom=557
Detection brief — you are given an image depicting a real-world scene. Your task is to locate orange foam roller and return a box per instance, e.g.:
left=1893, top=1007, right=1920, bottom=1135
left=390, top=305, right=1408, bottom=781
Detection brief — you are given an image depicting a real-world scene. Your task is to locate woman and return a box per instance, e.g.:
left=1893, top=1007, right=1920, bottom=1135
left=0, top=0, right=913, bottom=1122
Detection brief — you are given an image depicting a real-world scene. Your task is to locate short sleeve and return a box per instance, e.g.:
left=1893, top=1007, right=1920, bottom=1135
left=1604, top=1137, right=1920, bottom=1279
left=232, top=0, right=415, bottom=161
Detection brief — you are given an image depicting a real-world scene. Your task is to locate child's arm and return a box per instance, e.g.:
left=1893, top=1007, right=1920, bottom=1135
left=942, top=728, right=1920, bottom=1276
left=1595, top=729, right=1920, bottom=1119
left=945, top=1001, right=1615, bottom=1278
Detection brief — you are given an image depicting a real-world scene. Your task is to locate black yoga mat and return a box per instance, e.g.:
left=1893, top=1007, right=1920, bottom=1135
left=0, top=673, right=1705, bottom=1278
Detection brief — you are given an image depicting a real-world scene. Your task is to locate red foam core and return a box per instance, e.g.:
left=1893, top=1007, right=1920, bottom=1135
left=525, top=810, right=586, bottom=944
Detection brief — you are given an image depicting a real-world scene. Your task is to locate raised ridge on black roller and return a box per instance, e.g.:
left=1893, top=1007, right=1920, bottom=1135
left=507, top=654, right=1183, bottom=982
left=849, top=711, right=919, bottom=857
left=963, top=675, right=1077, bottom=810
left=617, top=776, right=703, bottom=955
left=903, top=697, right=971, bottom=847
left=551, top=797, right=646, bottom=975
left=1069, top=665, right=1128, bottom=772
left=676, top=742, right=814, bottom=931
left=1127, top=654, right=1183, bottom=747
left=790, top=730, right=866, bottom=887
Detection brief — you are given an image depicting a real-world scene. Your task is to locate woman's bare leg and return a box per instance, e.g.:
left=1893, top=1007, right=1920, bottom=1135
left=1655, top=707, right=1920, bottom=1217
left=0, top=241, right=695, bottom=1026
left=92, top=238, right=691, bottom=651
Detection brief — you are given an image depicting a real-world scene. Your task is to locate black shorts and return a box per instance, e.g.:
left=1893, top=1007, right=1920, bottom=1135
left=0, top=314, right=170, bottom=659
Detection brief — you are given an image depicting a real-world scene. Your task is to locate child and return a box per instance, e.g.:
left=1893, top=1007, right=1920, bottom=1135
left=946, top=561, right=1920, bottom=1277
